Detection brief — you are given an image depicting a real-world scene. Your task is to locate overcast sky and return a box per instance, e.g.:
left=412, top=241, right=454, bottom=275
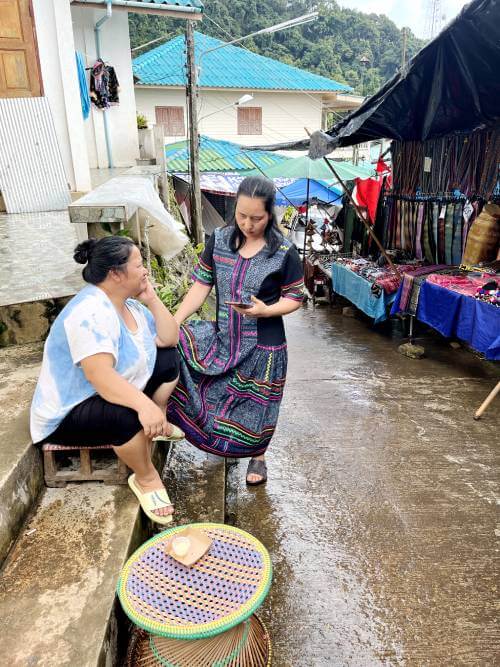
left=337, top=0, right=469, bottom=38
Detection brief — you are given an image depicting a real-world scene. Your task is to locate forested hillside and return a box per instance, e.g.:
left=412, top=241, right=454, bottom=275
left=129, top=1, right=424, bottom=96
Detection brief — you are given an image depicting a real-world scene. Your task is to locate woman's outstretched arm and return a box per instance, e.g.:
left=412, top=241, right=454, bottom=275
left=174, top=282, right=212, bottom=325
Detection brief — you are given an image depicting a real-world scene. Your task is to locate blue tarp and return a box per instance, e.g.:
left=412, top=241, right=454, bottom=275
left=417, top=282, right=500, bottom=360
left=275, top=178, right=342, bottom=207
left=331, top=263, right=395, bottom=324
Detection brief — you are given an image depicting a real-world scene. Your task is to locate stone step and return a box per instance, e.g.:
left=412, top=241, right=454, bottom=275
left=0, top=343, right=44, bottom=565
left=0, top=484, right=146, bottom=666
left=135, top=158, right=156, bottom=166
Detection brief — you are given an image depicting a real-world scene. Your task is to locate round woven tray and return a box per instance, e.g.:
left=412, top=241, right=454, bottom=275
left=117, top=523, right=272, bottom=640
left=126, top=614, right=272, bottom=667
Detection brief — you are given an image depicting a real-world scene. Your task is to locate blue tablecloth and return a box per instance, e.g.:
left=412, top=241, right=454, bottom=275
left=331, top=263, right=395, bottom=324
left=416, top=281, right=500, bottom=360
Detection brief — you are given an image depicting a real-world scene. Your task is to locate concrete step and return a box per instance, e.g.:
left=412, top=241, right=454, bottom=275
left=0, top=296, right=74, bottom=347
left=0, top=484, right=145, bottom=666
left=0, top=343, right=44, bottom=565
left=135, top=158, right=156, bottom=166
left=0, top=340, right=226, bottom=665
left=0, top=440, right=168, bottom=667
left=0, top=443, right=226, bottom=667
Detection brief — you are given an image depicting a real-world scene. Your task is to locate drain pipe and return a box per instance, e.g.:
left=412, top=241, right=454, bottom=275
left=94, top=0, right=114, bottom=168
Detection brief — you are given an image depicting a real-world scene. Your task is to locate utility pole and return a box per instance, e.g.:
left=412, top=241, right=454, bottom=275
left=185, top=20, right=203, bottom=245
left=424, top=0, right=444, bottom=39
left=401, top=27, right=407, bottom=68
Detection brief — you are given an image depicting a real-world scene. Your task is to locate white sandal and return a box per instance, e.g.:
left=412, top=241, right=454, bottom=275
left=128, top=474, right=174, bottom=525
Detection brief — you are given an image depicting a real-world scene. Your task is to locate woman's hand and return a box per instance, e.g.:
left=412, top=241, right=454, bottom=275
left=138, top=399, right=168, bottom=439
left=137, top=278, right=158, bottom=307
left=232, top=296, right=269, bottom=318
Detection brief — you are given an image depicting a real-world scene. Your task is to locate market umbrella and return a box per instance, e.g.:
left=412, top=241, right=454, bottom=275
left=252, top=155, right=375, bottom=182
left=250, top=156, right=375, bottom=259
left=274, top=178, right=342, bottom=206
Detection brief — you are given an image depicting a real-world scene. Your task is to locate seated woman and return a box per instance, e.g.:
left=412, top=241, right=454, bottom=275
left=30, top=236, right=183, bottom=525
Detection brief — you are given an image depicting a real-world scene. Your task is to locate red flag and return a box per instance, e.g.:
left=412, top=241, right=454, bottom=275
left=353, top=177, right=383, bottom=224
left=376, top=157, right=390, bottom=174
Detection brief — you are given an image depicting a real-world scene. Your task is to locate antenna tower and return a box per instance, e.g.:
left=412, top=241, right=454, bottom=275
left=424, top=0, right=444, bottom=39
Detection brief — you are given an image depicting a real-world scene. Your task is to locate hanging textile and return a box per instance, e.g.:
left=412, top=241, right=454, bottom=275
left=75, top=52, right=90, bottom=120
left=90, top=59, right=120, bottom=109
left=353, top=177, right=383, bottom=225
left=391, top=127, right=500, bottom=200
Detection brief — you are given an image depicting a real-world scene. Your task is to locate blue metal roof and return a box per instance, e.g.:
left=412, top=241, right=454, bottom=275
left=133, top=32, right=351, bottom=92
left=131, top=0, right=203, bottom=8
left=165, top=135, right=290, bottom=173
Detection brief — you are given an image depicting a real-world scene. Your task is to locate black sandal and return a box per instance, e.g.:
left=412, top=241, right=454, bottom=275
left=246, top=458, right=267, bottom=486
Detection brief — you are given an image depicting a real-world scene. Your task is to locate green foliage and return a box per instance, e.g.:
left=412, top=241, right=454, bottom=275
left=129, top=1, right=425, bottom=97
left=151, top=243, right=212, bottom=319
left=137, top=113, right=148, bottom=129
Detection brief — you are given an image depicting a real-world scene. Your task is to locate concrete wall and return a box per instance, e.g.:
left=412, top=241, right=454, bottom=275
left=135, top=87, right=323, bottom=147
left=71, top=6, right=139, bottom=169
left=31, top=0, right=91, bottom=192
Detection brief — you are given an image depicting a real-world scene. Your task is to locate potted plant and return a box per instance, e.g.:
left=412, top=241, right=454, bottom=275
left=137, top=113, right=153, bottom=159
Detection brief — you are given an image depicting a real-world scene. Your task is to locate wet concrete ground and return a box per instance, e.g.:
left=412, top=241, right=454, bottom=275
left=226, top=304, right=499, bottom=666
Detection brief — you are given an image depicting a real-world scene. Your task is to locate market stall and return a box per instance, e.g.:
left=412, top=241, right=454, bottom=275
left=303, top=0, right=500, bottom=350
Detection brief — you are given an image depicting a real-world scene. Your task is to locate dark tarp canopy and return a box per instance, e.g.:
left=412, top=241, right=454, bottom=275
left=247, top=0, right=500, bottom=156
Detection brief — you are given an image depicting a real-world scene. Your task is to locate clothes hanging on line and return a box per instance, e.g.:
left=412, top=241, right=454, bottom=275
left=383, top=196, right=482, bottom=265
left=391, top=127, right=500, bottom=201
left=90, top=59, right=120, bottom=109
left=75, top=52, right=91, bottom=120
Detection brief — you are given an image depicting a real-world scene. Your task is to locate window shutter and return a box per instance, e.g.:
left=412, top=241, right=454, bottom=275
left=238, top=107, right=262, bottom=135
left=155, top=106, right=185, bottom=136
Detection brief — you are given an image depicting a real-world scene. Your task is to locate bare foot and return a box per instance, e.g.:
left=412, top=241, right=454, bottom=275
left=135, top=471, right=174, bottom=517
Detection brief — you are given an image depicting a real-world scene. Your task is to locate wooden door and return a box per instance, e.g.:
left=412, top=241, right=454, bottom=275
left=0, top=0, right=41, bottom=98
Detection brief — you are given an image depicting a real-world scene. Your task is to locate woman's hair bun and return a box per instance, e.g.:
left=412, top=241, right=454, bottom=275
left=74, top=239, right=98, bottom=264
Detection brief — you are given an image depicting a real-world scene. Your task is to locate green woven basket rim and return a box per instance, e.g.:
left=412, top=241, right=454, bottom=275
left=116, top=522, right=272, bottom=639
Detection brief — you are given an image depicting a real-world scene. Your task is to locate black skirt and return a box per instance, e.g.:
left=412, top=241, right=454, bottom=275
left=35, top=347, right=179, bottom=448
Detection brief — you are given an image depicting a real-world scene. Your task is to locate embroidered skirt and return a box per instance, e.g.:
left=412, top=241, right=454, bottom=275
left=168, top=323, right=287, bottom=458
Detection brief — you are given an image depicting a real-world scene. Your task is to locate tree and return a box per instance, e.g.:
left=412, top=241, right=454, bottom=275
left=129, top=1, right=425, bottom=91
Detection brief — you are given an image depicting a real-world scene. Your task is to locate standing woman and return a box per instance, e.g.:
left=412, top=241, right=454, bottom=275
left=30, top=237, right=184, bottom=525
left=172, top=176, right=304, bottom=484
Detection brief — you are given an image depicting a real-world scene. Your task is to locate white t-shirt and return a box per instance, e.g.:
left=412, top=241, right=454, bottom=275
left=30, top=285, right=157, bottom=443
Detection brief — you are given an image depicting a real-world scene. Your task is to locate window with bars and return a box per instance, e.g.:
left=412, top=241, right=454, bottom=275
left=155, top=106, right=185, bottom=136
left=237, top=107, right=262, bottom=135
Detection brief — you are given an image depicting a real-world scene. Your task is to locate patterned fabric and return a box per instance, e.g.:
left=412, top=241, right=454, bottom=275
left=427, top=272, right=495, bottom=297
left=169, top=227, right=303, bottom=458
left=42, top=443, right=113, bottom=451
left=398, top=265, right=458, bottom=315
left=191, top=256, right=213, bottom=286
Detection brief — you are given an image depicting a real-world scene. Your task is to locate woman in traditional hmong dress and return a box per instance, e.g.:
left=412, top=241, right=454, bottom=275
left=170, top=177, right=304, bottom=485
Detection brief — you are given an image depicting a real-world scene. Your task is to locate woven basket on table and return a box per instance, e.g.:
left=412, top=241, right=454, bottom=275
left=118, top=523, right=273, bottom=666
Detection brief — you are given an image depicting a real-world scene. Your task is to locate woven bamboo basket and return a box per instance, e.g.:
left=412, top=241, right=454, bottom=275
left=126, top=614, right=271, bottom=666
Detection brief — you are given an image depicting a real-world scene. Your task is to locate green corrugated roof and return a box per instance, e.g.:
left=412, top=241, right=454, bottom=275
left=134, top=32, right=351, bottom=92
left=165, top=135, right=289, bottom=173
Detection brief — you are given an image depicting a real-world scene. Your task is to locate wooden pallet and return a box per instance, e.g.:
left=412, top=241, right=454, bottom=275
left=42, top=443, right=129, bottom=488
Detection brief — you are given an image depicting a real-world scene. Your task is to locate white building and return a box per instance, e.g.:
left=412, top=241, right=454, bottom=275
left=0, top=0, right=202, bottom=194
left=134, top=31, right=363, bottom=149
